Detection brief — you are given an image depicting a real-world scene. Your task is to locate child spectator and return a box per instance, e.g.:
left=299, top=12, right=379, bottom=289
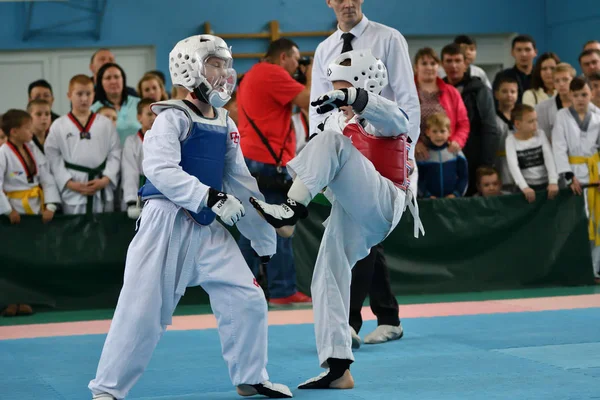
left=535, top=62, right=576, bottom=142
left=552, top=77, right=600, bottom=279
left=137, top=73, right=168, bottom=102
left=97, top=106, right=118, bottom=127
left=0, top=109, right=60, bottom=222
left=45, top=75, right=121, bottom=215
left=494, top=76, right=519, bottom=190
left=417, top=112, right=469, bottom=198
left=121, top=98, right=155, bottom=218
left=506, top=104, right=559, bottom=203
left=475, top=166, right=505, bottom=197
left=26, top=99, right=52, bottom=154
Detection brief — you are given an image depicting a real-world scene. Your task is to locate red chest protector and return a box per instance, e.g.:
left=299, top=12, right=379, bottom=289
left=342, top=122, right=411, bottom=190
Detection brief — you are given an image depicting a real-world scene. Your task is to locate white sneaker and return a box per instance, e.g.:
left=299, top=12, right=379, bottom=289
left=237, top=381, right=293, bottom=398
left=350, top=327, right=361, bottom=349
left=363, top=324, right=404, bottom=344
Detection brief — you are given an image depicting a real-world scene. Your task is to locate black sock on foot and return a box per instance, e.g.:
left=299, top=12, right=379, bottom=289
left=298, top=358, right=353, bottom=389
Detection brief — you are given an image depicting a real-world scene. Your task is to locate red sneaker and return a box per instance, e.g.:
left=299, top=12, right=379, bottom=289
left=269, top=291, right=312, bottom=306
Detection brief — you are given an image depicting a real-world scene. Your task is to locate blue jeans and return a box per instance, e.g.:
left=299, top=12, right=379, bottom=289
left=238, top=158, right=297, bottom=299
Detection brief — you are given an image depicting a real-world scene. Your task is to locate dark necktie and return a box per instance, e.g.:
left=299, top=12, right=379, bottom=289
left=341, top=32, right=354, bottom=53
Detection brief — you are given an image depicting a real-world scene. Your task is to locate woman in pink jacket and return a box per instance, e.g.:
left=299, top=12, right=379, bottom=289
left=413, top=47, right=470, bottom=160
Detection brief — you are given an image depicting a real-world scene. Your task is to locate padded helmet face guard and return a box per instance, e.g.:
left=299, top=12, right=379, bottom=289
left=169, top=34, right=237, bottom=107
left=327, top=48, right=388, bottom=94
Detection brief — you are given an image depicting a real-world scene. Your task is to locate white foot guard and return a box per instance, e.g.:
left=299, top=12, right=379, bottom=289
left=351, top=327, right=362, bottom=349
left=92, top=395, right=116, bottom=400
left=249, top=197, right=308, bottom=230
left=237, top=381, right=293, bottom=398
left=363, top=324, right=404, bottom=344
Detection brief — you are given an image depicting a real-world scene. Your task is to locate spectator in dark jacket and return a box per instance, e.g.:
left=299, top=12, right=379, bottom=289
left=441, top=43, right=500, bottom=195
left=492, top=35, right=537, bottom=104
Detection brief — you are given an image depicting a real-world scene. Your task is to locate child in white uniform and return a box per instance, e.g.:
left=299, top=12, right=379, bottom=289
left=251, top=49, right=424, bottom=390
left=88, top=35, right=292, bottom=400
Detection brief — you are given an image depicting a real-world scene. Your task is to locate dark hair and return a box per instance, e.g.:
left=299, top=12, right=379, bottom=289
left=414, top=47, right=440, bottom=65
left=584, top=40, right=600, bottom=49
left=265, top=38, right=299, bottom=60
left=476, top=166, right=500, bottom=185
left=512, top=34, right=536, bottom=50
left=495, top=75, right=519, bottom=91
left=137, top=98, right=155, bottom=115
left=511, top=103, right=535, bottom=122
left=530, top=52, right=560, bottom=91
left=454, top=35, right=476, bottom=47
left=90, top=48, right=112, bottom=64
left=588, top=71, right=600, bottom=82
left=1, top=109, right=32, bottom=136
left=28, top=79, right=53, bottom=97
left=146, top=70, right=166, bottom=85
left=579, top=49, right=600, bottom=64
left=440, top=43, right=464, bottom=61
left=570, top=76, right=589, bottom=92
left=95, top=63, right=130, bottom=106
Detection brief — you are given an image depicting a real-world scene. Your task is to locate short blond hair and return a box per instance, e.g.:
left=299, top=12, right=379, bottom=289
left=426, top=112, right=451, bottom=131
left=69, top=74, right=94, bottom=90
left=554, top=62, right=577, bottom=78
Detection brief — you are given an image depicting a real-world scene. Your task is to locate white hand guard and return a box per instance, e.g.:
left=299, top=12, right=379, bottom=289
left=127, top=205, right=142, bottom=220
left=311, top=87, right=357, bottom=114
left=207, top=188, right=245, bottom=226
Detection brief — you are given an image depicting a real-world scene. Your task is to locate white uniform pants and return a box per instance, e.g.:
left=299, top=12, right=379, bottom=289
left=89, top=199, right=269, bottom=399
left=287, top=133, right=406, bottom=368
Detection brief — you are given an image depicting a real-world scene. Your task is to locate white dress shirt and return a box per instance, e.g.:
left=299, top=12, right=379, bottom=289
left=310, top=15, right=420, bottom=158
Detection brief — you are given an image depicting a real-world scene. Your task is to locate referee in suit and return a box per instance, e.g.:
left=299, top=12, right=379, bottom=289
left=309, top=0, right=420, bottom=348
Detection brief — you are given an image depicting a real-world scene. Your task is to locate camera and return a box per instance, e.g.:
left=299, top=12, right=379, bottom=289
left=294, top=56, right=312, bottom=85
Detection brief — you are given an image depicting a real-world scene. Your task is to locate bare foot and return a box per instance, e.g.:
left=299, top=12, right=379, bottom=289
left=330, top=370, right=354, bottom=389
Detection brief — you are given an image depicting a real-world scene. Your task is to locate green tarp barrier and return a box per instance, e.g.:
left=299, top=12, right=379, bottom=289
left=0, top=190, right=594, bottom=310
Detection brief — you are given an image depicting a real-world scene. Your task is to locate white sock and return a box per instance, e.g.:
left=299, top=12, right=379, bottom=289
left=287, top=178, right=311, bottom=206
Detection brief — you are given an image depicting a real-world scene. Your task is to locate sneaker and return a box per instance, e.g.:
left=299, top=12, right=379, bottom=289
left=363, top=324, right=404, bottom=344
left=237, top=381, right=293, bottom=398
left=350, top=327, right=361, bottom=349
left=269, top=292, right=312, bottom=307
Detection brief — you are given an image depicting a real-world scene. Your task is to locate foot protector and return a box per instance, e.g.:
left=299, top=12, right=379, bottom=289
left=237, top=381, right=293, bottom=398
left=249, top=197, right=308, bottom=229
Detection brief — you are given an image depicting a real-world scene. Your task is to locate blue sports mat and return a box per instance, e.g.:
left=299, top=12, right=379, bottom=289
left=1, top=308, right=599, bottom=400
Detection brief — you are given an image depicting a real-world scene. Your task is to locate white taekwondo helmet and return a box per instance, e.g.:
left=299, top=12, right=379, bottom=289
left=326, top=48, right=388, bottom=94
left=169, top=34, right=236, bottom=108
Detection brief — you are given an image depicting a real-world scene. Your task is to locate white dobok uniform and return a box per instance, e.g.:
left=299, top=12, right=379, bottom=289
left=0, top=141, right=60, bottom=215
left=286, top=92, right=423, bottom=368
left=45, top=113, right=121, bottom=215
left=88, top=101, right=277, bottom=399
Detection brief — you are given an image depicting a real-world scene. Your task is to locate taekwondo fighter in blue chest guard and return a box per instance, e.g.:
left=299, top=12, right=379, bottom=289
left=88, top=35, right=292, bottom=400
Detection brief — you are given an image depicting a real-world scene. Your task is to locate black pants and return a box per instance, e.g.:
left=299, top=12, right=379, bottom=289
left=349, top=243, right=400, bottom=333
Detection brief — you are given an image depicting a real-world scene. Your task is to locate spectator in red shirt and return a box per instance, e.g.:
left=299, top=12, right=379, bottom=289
left=236, top=38, right=312, bottom=306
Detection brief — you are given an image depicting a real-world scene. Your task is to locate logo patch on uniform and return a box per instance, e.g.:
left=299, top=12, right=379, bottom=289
left=230, top=131, right=240, bottom=144
left=327, top=68, right=332, bottom=77
left=9, top=171, right=24, bottom=178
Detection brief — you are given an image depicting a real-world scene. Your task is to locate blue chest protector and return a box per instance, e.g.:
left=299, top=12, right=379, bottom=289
left=139, top=100, right=228, bottom=225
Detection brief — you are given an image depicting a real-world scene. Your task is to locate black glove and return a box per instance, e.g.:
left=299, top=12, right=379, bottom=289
left=311, top=87, right=357, bottom=114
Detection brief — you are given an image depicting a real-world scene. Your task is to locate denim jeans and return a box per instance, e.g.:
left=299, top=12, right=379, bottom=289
left=238, top=158, right=297, bottom=298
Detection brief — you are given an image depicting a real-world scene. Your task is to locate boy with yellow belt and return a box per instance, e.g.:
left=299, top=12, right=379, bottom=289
left=552, top=77, right=600, bottom=280
left=0, top=109, right=60, bottom=317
